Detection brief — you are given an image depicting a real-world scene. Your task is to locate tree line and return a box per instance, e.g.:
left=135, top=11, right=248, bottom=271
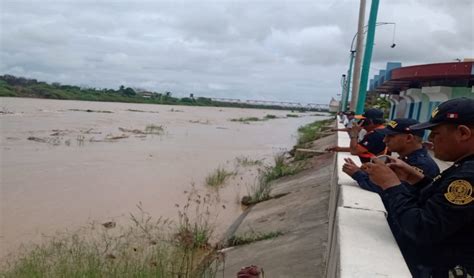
left=0, top=74, right=325, bottom=112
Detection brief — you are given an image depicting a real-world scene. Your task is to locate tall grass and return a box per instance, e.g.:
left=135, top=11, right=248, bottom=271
left=1, top=193, right=222, bottom=278
left=242, top=154, right=305, bottom=206
left=235, top=156, right=263, bottom=167
left=296, top=118, right=333, bottom=146
left=205, top=167, right=235, bottom=187
left=230, top=117, right=261, bottom=123
left=145, top=124, right=164, bottom=135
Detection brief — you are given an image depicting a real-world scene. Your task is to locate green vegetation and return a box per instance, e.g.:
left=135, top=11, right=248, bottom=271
left=205, top=167, right=235, bottom=187
left=230, top=114, right=280, bottom=123
left=263, top=114, right=277, bottom=119
left=242, top=154, right=306, bottom=206
left=261, top=154, right=305, bottom=183
left=1, top=199, right=221, bottom=278
left=292, top=118, right=334, bottom=160
left=286, top=114, right=299, bottom=118
left=235, top=156, right=263, bottom=167
left=296, top=118, right=333, bottom=146
left=0, top=75, right=327, bottom=112
left=145, top=124, right=165, bottom=135
left=230, top=117, right=262, bottom=123
left=227, top=231, right=283, bottom=247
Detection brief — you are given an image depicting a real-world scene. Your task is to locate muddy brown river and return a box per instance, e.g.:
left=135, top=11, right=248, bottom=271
left=0, top=97, right=327, bottom=257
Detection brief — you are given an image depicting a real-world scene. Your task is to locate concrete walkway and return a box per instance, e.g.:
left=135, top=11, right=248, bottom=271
left=219, top=135, right=336, bottom=277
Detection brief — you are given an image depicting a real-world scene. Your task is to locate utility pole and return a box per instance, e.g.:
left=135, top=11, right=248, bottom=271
left=356, top=0, right=380, bottom=114
left=342, top=50, right=355, bottom=111
left=349, top=0, right=366, bottom=111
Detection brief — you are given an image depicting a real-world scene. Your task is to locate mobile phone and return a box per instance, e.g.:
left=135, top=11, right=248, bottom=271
left=372, top=155, right=391, bottom=164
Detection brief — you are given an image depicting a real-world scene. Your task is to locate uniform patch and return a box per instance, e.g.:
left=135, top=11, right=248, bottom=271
left=444, top=180, right=473, bottom=205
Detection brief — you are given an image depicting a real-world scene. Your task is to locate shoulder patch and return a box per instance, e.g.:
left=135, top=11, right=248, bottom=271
left=444, top=180, right=473, bottom=205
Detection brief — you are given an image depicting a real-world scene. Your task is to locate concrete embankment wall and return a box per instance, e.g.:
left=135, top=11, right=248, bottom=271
left=325, top=117, right=411, bottom=277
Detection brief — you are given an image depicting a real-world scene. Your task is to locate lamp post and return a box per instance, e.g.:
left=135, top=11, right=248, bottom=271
left=343, top=21, right=396, bottom=112
left=339, top=74, right=347, bottom=111
left=356, top=0, right=380, bottom=114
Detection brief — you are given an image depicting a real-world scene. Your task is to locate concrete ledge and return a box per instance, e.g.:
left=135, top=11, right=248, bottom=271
left=337, top=207, right=409, bottom=277
left=339, top=185, right=386, bottom=214
left=325, top=116, right=410, bottom=277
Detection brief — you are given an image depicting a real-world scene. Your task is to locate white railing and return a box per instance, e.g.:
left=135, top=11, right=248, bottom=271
left=325, top=117, right=411, bottom=277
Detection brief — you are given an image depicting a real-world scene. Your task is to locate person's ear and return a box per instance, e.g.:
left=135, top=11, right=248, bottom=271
left=406, top=134, right=415, bottom=142
left=457, top=125, right=473, bottom=141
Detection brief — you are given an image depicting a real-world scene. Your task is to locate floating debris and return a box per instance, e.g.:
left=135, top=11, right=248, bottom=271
left=105, top=134, right=129, bottom=140
left=102, top=221, right=116, bottom=229
left=126, top=109, right=159, bottom=113
left=119, top=127, right=146, bottom=134
left=68, top=109, right=113, bottom=113
left=27, top=136, right=48, bottom=143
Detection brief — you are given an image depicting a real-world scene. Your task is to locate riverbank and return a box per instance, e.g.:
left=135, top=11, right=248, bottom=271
left=217, top=131, right=336, bottom=277
left=0, top=75, right=325, bottom=112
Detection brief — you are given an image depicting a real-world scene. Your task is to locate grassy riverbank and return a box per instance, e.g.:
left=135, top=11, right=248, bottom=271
left=1, top=118, right=334, bottom=277
left=1, top=193, right=221, bottom=278
left=0, top=75, right=325, bottom=112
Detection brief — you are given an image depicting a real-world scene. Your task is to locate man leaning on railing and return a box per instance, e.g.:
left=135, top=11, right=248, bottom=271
left=361, top=98, right=474, bottom=278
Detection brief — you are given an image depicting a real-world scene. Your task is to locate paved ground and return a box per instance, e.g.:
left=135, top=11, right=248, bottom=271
left=219, top=134, right=336, bottom=278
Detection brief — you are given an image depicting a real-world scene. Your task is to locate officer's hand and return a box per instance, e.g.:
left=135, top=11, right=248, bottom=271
left=386, top=158, right=424, bottom=185
left=348, top=120, right=363, bottom=138
left=361, top=159, right=401, bottom=190
left=342, top=158, right=360, bottom=176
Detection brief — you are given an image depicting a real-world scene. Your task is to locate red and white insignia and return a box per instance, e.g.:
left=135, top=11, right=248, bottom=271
left=447, top=113, right=458, bottom=119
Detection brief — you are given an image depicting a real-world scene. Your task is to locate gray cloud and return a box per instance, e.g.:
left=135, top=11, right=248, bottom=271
left=1, top=0, right=472, bottom=104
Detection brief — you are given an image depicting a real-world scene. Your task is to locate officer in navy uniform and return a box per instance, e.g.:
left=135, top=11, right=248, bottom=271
left=327, top=108, right=387, bottom=163
left=362, top=98, right=474, bottom=277
left=343, top=118, right=440, bottom=276
left=343, top=118, right=440, bottom=195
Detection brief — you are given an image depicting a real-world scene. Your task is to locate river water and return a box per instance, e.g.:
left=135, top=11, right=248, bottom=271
left=0, top=97, right=327, bottom=257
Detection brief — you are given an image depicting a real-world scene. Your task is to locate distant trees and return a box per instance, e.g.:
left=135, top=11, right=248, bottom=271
left=0, top=74, right=328, bottom=112
left=118, top=85, right=136, bottom=97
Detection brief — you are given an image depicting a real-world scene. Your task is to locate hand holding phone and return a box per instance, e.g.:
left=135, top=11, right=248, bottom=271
left=371, top=155, right=391, bottom=164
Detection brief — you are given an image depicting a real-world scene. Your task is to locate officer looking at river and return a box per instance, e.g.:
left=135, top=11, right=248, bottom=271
left=326, top=108, right=386, bottom=163
left=343, top=118, right=441, bottom=276
left=362, top=98, right=474, bottom=277
left=343, top=118, right=440, bottom=195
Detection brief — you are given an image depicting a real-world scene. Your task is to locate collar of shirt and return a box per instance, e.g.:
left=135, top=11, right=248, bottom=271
left=399, top=147, right=428, bottom=162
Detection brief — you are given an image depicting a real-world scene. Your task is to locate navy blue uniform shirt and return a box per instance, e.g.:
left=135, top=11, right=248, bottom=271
left=351, top=147, right=439, bottom=195
left=350, top=147, right=440, bottom=277
left=383, top=154, right=474, bottom=275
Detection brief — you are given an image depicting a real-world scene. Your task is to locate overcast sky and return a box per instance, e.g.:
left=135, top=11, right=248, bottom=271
left=1, top=0, right=473, bottom=104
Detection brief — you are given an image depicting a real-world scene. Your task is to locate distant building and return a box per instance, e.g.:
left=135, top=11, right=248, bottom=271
left=329, top=97, right=340, bottom=112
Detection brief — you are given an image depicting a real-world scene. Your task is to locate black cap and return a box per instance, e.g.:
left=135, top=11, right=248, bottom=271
left=410, top=97, right=474, bottom=130
left=362, top=108, right=384, bottom=120
left=377, top=118, right=425, bottom=137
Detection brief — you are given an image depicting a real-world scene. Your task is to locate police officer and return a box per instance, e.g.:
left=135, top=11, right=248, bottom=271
left=343, top=118, right=441, bottom=276
left=363, top=98, right=474, bottom=277
left=327, top=108, right=387, bottom=163
left=343, top=118, right=440, bottom=194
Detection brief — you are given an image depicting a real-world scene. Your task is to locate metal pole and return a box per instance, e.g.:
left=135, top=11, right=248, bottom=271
left=343, top=50, right=355, bottom=111
left=356, top=0, right=380, bottom=114
left=339, top=74, right=347, bottom=111
left=349, top=0, right=366, bottom=111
